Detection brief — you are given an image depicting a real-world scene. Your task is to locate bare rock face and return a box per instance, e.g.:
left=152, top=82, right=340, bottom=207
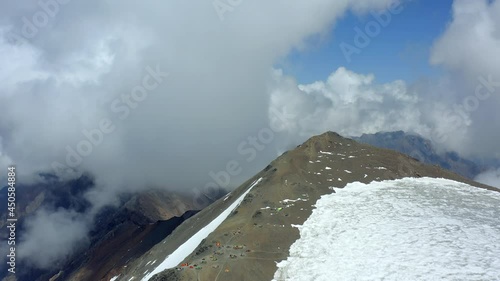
left=122, top=131, right=496, bottom=281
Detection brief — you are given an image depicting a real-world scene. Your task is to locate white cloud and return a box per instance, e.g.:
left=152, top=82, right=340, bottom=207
left=18, top=208, right=90, bottom=269
left=428, top=0, right=500, bottom=156
left=0, top=137, right=13, bottom=172
left=475, top=168, right=500, bottom=188
left=270, top=0, right=500, bottom=158
left=0, top=0, right=400, bottom=187
left=0, top=0, right=401, bottom=268
left=430, top=0, right=500, bottom=80
left=268, top=67, right=428, bottom=142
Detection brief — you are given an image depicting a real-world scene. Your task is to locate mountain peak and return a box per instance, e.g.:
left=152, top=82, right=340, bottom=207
left=117, top=132, right=496, bottom=281
left=298, top=131, right=355, bottom=155
left=305, top=131, right=345, bottom=143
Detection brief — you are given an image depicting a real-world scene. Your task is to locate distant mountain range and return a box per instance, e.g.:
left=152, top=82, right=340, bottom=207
left=352, top=131, right=486, bottom=179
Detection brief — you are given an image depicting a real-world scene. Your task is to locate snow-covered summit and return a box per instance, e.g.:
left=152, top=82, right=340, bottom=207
left=274, top=177, right=500, bottom=281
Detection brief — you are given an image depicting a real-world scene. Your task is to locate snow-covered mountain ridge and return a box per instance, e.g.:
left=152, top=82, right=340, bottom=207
left=117, top=132, right=498, bottom=281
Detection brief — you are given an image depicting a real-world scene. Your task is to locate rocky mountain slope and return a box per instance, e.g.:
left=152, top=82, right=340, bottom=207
left=116, top=132, right=497, bottom=281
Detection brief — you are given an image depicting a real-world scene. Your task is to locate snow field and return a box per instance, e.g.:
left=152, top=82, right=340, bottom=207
left=274, top=177, right=500, bottom=281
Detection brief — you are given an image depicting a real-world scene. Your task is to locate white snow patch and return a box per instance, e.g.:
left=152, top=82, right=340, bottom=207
left=308, top=161, right=314, bottom=164
left=364, top=174, right=368, bottom=178
left=337, top=178, right=342, bottom=181
left=319, top=151, right=333, bottom=155
left=110, top=276, right=119, bottom=281
left=374, top=166, right=387, bottom=170
left=348, top=156, right=356, bottom=158
left=281, top=198, right=308, bottom=203
left=273, top=177, right=500, bottom=281
left=325, top=167, right=331, bottom=170
left=344, top=170, right=352, bottom=174
left=142, top=177, right=263, bottom=281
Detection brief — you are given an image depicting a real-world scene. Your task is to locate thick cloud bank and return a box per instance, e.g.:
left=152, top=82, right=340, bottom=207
left=0, top=0, right=400, bottom=269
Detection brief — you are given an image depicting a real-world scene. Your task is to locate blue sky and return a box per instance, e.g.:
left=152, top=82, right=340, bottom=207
left=280, top=0, right=454, bottom=84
